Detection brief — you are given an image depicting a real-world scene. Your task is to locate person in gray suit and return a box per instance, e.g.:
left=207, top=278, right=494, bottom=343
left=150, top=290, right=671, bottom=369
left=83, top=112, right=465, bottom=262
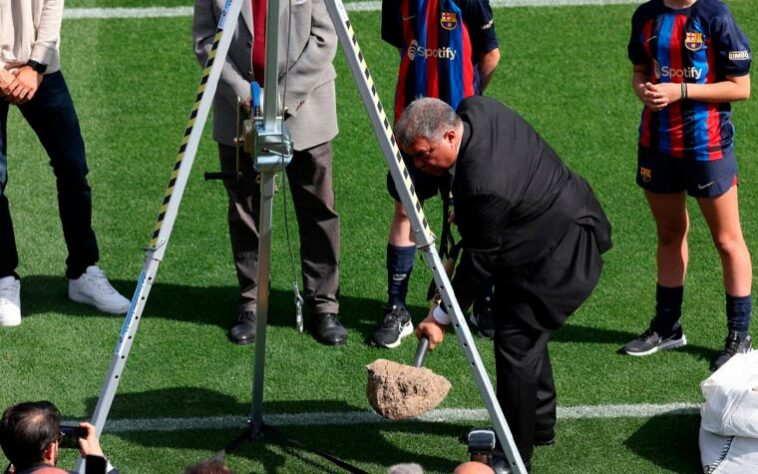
left=193, top=0, right=346, bottom=346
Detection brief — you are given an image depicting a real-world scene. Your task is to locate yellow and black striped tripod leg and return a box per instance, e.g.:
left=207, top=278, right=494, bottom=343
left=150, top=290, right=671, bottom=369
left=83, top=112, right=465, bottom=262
left=77, top=2, right=246, bottom=472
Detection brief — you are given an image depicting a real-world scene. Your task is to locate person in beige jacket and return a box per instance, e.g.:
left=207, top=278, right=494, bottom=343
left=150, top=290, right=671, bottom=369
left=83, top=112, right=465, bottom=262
left=193, top=0, right=346, bottom=346
left=0, top=0, right=130, bottom=328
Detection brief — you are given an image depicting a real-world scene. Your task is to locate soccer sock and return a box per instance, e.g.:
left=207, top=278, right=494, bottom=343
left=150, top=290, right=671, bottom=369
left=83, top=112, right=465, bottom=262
left=726, top=294, right=751, bottom=335
left=387, top=244, right=415, bottom=308
left=652, top=284, right=684, bottom=335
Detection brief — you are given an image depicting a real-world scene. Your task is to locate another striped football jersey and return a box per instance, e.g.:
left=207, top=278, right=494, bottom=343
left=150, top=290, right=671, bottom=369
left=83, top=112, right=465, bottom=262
left=628, top=0, right=751, bottom=160
left=382, top=0, right=499, bottom=121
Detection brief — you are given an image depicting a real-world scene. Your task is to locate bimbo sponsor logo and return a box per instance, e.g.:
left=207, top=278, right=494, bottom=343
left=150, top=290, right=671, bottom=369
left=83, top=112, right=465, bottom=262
left=653, top=60, right=703, bottom=80
left=407, top=40, right=457, bottom=61
left=729, top=51, right=750, bottom=60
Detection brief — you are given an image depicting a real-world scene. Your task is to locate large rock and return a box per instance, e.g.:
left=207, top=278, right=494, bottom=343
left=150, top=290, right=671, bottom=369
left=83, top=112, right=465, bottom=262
left=366, top=359, right=451, bottom=420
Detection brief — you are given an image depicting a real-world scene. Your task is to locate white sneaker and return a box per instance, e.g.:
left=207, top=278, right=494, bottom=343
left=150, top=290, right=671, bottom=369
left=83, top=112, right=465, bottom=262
left=69, top=266, right=130, bottom=314
left=0, top=276, right=21, bottom=327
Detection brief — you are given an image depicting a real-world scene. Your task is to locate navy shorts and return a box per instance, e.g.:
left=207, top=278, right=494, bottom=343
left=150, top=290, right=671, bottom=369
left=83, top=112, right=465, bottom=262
left=386, top=150, right=447, bottom=202
left=636, top=146, right=738, bottom=198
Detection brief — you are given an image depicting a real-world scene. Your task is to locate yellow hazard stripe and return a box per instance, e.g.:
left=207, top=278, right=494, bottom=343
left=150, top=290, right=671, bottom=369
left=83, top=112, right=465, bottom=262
left=344, top=21, right=432, bottom=239
left=150, top=28, right=223, bottom=248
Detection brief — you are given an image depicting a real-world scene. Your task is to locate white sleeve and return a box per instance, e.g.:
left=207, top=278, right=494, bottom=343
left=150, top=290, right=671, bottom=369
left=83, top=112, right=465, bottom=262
left=30, top=0, right=63, bottom=66
left=432, top=305, right=451, bottom=325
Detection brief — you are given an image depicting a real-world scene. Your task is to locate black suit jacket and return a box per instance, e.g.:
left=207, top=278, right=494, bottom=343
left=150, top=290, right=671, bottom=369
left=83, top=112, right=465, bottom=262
left=449, top=96, right=612, bottom=329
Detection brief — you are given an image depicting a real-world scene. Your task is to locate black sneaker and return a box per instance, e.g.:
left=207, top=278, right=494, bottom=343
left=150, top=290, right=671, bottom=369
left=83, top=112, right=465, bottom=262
left=470, top=295, right=495, bottom=339
left=372, top=305, right=413, bottom=348
left=712, top=330, right=752, bottom=371
left=620, top=325, right=687, bottom=356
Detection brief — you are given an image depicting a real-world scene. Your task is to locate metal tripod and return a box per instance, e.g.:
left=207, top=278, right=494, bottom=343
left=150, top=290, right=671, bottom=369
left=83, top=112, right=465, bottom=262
left=77, top=0, right=526, bottom=471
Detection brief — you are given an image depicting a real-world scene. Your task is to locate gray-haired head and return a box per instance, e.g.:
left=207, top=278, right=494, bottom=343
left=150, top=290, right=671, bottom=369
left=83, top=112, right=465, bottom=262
left=395, top=97, right=461, bottom=149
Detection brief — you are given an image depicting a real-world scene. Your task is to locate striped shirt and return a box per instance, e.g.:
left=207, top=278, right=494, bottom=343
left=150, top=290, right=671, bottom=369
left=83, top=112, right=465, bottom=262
left=382, top=0, right=499, bottom=121
left=628, top=0, right=751, bottom=160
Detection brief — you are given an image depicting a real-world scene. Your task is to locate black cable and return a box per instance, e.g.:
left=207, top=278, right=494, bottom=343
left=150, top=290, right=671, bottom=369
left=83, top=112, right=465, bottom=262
left=279, top=0, right=302, bottom=312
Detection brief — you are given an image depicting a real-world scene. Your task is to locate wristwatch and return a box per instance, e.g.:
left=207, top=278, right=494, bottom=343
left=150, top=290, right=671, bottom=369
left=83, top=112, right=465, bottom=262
left=26, top=59, right=47, bottom=74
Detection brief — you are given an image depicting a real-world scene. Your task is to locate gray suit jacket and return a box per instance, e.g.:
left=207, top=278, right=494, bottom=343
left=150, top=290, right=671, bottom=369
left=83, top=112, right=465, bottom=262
left=193, top=0, right=338, bottom=150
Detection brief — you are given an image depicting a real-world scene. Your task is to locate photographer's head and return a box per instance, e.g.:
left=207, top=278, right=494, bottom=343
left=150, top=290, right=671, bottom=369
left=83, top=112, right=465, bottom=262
left=0, top=401, right=61, bottom=470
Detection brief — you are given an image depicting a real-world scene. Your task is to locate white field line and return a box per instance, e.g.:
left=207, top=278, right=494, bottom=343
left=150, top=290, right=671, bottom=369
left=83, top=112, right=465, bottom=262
left=62, top=0, right=646, bottom=20
left=73, top=402, right=700, bottom=433
left=63, top=7, right=193, bottom=19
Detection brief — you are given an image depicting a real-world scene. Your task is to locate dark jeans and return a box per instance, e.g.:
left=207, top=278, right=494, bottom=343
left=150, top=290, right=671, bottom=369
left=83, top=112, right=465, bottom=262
left=0, top=71, right=98, bottom=279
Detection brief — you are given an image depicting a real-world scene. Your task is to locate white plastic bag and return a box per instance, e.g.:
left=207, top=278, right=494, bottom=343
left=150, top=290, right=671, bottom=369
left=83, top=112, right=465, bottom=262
left=700, top=351, right=758, bottom=438
left=700, top=429, right=758, bottom=473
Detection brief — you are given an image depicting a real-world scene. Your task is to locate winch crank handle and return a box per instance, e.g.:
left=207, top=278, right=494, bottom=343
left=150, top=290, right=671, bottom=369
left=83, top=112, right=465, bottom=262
left=295, top=293, right=304, bottom=333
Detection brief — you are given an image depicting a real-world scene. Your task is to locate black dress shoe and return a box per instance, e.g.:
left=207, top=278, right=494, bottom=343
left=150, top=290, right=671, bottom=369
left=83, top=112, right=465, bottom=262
left=312, top=313, right=347, bottom=346
left=229, top=310, right=256, bottom=345
left=534, top=429, right=555, bottom=446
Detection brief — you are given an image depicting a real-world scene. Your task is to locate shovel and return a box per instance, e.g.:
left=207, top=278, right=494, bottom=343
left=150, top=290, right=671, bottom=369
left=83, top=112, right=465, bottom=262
left=366, top=336, right=452, bottom=420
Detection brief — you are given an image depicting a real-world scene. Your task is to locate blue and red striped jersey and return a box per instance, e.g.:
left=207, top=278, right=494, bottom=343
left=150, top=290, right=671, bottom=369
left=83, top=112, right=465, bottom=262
left=382, top=0, right=499, bottom=122
left=628, top=0, right=751, bottom=160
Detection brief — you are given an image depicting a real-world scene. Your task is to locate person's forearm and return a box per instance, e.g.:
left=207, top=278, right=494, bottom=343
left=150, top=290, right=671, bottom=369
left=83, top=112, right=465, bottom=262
left=281, top=0, right=337, bottom=111
left=632, top=69, right=648, bottom=103
left=478, top=49, right=500, bottom=93
left=193, top=1, right=250, bottom=109
left=685, top=76, right=750, bottom=103
left=31, top=0, right=63, bottom=66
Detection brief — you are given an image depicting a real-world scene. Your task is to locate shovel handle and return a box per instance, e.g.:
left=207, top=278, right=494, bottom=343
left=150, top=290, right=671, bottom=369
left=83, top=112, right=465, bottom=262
left=414, top=336, right=430, bottom=368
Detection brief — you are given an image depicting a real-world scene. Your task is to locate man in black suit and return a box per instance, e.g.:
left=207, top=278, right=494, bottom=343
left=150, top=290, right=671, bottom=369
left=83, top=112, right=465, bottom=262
left=401, top=96, right=612, bottom=468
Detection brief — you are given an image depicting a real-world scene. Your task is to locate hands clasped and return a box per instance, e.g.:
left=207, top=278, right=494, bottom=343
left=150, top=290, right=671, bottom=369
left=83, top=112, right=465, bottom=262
left=641, top=81, right=683, bottom=112
left=0, top=66, right=43, bottom=104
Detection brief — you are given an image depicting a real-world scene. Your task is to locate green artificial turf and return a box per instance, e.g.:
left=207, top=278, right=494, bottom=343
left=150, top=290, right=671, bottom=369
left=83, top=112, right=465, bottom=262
left=1, top=2, right=756, bottom=472
left=50, top=416, right=703, bottom=473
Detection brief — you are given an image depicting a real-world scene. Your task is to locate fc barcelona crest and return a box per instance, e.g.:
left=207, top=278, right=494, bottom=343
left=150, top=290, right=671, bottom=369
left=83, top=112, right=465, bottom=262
left=640, top=166, right=652, bottom=183
left=440, top=12, right=458, bottom=30
left=685, top=31, right=704, bottom=51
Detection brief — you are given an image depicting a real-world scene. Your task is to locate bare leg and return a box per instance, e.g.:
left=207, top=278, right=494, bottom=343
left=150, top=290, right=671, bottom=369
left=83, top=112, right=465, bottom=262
left=645, top=191, right=689, bottom=287
left=696, top=186, right=752, bottom=297
left=389, top=200, right=415, bottom=246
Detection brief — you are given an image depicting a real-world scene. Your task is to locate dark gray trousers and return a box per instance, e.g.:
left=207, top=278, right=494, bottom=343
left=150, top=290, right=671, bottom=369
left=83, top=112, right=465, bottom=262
left=218, top=142, right=340, bottom=316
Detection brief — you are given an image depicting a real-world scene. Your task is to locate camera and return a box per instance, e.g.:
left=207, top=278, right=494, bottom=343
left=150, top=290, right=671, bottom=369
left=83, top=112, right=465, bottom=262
left=59, top=425, right=88, bottom=449
left=466, top=428, right=496, bottom=465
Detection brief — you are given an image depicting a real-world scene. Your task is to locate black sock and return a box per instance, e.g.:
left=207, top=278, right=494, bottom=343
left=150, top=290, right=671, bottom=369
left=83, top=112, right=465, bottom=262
left=726, top=294, right=751, bottom=335
left=652, top=284, right=683, bottom=335
left=387, top=244, right=415, bottom=308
